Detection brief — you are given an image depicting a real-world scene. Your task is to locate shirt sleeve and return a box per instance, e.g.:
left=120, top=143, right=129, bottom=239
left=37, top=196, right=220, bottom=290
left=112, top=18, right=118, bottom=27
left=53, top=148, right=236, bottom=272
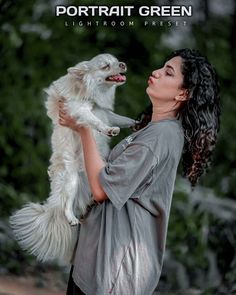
left=99, top=143, right=157, bottom=210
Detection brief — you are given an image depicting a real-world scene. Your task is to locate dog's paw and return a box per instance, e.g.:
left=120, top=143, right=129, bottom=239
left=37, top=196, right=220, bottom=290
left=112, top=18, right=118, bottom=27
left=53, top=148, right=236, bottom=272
left=107, top=127, right=120, bottom=137
left=66, top=214, right=79, bottom=226
left=69, top=216, right=79, bottom=226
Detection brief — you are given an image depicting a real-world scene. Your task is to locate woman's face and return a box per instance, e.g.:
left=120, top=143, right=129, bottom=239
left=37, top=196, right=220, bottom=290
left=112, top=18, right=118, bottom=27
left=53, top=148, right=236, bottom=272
left=146, top=56, right=186, bottom=103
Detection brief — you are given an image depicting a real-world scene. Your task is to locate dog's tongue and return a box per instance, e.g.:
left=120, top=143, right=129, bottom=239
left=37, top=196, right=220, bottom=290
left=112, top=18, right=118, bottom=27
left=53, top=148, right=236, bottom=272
left=113, top=74, right=126, bottom=82
left=115, top=75, right=126, bottom=82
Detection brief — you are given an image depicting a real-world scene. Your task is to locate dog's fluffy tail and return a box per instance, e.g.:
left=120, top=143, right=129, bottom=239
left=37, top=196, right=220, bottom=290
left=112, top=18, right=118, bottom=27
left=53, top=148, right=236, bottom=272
left=9, top=202, right=78, bottom=264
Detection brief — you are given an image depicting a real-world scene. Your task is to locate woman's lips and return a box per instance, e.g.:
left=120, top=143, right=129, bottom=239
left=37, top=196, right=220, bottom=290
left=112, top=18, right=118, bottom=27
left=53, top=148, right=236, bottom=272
left=148, top=76, right=155, bottom=84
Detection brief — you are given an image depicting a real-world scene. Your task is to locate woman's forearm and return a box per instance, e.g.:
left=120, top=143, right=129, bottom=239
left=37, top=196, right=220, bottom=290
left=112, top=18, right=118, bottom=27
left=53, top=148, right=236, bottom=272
left=78, top=127, right=108, bottom=202
left=58, top=101, right=108, bottom=202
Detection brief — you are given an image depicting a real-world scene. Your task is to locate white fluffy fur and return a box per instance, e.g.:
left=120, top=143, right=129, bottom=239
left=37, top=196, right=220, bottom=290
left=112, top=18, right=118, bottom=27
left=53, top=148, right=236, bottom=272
left=10, top=54, right=135, bottom=264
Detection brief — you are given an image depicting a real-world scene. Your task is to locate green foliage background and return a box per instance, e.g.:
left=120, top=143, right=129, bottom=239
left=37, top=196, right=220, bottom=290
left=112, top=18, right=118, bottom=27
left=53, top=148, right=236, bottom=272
left=0, top=0, right=236, bottom=293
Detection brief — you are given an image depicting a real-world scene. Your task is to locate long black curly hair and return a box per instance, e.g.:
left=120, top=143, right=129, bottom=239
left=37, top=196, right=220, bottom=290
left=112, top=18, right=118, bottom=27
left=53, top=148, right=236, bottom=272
left=135, top=48, right=221, bottom=187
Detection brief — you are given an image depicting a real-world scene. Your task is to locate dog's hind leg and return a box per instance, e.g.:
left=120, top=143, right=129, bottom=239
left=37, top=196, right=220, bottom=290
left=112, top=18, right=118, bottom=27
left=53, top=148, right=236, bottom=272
left=64, top=170, right=80, bottom=225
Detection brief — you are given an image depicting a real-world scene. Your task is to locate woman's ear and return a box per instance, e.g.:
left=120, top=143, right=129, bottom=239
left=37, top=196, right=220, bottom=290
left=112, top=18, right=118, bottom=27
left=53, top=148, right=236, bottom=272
left=175, top=89, right=189, bottom=102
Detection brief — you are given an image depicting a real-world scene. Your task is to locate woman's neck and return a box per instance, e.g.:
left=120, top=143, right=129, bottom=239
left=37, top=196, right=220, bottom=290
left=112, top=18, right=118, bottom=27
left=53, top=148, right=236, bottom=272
left=151, top=105, right=178, bottom=122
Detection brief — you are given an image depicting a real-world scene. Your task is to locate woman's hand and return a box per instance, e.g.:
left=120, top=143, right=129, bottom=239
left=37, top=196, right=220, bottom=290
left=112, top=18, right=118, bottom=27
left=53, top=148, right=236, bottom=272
left=58, top=100, right=85, bottom=133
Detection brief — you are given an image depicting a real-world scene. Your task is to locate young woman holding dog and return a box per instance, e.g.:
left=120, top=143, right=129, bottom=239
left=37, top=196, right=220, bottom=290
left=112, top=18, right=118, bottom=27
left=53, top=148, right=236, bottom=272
left=59, top=48, right=220, bottom=295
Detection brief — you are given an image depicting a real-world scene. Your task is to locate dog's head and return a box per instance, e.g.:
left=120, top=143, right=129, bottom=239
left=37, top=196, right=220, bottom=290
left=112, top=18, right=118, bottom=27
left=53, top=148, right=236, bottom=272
left=67, top=54, right=127, bottom=89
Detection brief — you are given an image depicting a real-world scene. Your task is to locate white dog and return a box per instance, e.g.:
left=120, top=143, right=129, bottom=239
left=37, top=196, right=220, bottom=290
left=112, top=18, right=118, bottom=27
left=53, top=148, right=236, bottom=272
left=10, top=54, right=135, bottom=264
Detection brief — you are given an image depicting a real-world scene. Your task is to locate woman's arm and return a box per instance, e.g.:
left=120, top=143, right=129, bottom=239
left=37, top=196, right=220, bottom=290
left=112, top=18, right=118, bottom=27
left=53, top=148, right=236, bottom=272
left=79, top=127, right=108, bottom=202
left=58, top=101, right=108, bottom=202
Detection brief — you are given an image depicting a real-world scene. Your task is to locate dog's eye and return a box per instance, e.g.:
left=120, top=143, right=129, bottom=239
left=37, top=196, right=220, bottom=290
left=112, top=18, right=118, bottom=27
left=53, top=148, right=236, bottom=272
left=101, top=64, right=110, bottom=71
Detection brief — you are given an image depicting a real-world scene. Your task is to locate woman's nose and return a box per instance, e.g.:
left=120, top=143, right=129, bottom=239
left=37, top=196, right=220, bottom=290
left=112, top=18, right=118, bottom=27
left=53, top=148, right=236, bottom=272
left=152, top=70, right=161, bottom=78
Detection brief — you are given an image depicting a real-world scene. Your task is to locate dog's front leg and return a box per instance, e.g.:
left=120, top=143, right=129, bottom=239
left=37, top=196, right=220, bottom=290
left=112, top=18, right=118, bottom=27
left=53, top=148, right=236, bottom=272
left=74, top=107, right=120, bottom=137
left=106, top=110, right=136, bottom=128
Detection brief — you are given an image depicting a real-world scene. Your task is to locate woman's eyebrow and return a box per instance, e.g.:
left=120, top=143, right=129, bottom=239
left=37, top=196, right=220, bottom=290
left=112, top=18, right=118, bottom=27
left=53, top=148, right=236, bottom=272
left=165, top=64, right=175, bottom=73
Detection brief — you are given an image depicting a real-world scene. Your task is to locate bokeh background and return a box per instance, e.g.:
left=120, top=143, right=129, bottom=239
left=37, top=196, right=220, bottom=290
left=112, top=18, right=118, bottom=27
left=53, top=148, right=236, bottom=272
left=1, top=0, right=236, bottom=294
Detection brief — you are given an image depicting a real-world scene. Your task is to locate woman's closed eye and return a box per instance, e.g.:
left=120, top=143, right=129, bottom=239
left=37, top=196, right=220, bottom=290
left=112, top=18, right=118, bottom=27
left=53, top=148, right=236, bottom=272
left=165, top=71, right=173, bottom=76
left=164, top=63, right=175, bottom=76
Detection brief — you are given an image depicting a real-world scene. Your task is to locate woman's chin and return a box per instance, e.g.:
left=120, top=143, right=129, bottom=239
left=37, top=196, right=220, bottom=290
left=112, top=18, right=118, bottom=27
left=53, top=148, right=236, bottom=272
left=146, top=86, right=151, bottom=95
left=146, top=88, right=154, bottom=101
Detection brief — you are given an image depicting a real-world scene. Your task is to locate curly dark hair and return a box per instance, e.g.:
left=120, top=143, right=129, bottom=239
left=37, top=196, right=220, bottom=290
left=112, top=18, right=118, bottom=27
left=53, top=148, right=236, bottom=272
left=134, top=48, right=221, bottom=187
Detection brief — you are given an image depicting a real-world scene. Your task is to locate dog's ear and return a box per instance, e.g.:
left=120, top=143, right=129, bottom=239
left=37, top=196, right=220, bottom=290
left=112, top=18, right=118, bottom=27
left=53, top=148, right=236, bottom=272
left=67, top=62, right=89, bottom=80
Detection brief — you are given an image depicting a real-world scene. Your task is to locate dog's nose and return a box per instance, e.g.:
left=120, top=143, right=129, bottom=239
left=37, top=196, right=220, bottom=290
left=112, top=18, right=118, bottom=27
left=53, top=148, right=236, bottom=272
left=119, top=62, right=126, bottom=71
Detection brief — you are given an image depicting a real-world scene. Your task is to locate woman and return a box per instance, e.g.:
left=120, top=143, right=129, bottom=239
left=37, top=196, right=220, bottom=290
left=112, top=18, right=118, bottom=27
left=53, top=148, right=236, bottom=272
left=59, top=48, right=220, bottom=295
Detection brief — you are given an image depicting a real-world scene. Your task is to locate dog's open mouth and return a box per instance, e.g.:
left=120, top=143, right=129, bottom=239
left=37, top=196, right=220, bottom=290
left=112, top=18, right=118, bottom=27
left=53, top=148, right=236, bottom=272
left=106, top=73, right=126, bottom=83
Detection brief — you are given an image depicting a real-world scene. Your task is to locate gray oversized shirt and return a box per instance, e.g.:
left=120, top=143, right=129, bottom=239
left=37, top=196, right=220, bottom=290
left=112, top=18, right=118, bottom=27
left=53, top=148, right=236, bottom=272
left=72, top=119, right=184, bottom=295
